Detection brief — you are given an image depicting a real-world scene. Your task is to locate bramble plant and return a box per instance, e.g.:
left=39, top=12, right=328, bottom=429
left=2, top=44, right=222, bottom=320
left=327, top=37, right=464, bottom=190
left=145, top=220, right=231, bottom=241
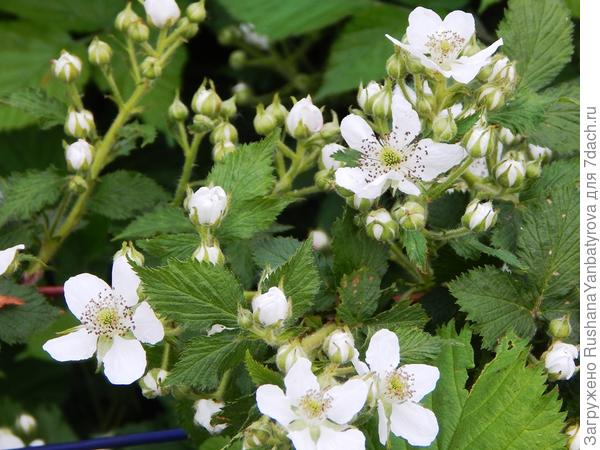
left=0, top=0, right=579, bottom=449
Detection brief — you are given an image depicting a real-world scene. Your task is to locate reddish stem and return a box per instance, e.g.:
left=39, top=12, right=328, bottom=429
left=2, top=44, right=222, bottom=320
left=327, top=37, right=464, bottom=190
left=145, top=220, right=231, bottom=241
left=37, top=286, right=64, bottom=297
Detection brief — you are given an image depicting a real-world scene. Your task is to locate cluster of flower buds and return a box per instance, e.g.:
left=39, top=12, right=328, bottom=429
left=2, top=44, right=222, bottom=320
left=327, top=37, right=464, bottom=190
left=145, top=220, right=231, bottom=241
left=357, top=80, right=392, bottom=119
left=392, top=200, right=426, bottom=230
left=461, top=199, right=497, bottom=232
left=365, top=209, right=399, bottom=241
left=211, top=121, right=239, bottom=161
left=475, top=54, right=517, bottom=111
left=254, top=94, right=288, bottom=136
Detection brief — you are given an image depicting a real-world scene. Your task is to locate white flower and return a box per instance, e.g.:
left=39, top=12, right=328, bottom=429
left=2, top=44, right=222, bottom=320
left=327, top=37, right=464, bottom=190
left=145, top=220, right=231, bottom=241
left=144, top=0, right=180, bottom=28
left=285, top=96, right=323, bottom=139
left=0, top=428, right=24, bottom=450
left=239, top=23, right=270, bottom=50
left=15, top=414, right=36, bottom=435
left=310, top=230, right=329, bottom=251
left=65, top=108, right=95, bottom=138
left=52, top=50, right=82, bottom=82
left=336, top=87, right=465, bottom=198
left=43, top=257, right=164, bottom=385
left=186, top=186, right=228, bottom=226
left=65, top=139, right=93, bottom=171
left=544, top=341, right=579, bottom=381
left=528, top=144, right=552, bottom=161
left=256, top=357, right=368, bottom=450
left=324, top=330, right=357, bottom=364
left=193, top=244, right=224, bottom=265
left=194, top=399, right=227, bottom=434
left=354, top=329, right=440, bottom=446
left=252, top=287, right=290, bottom=326
left=140, top=368, right=168, bottom=398
left=357, top=81, right=382, bottom=110
left=461, top=199, right=497, bottom=232
left=321, top=143, right=343, bottom=171
left=386, top=7, right=503, bottom=83
left=0, top=244, right=25, bottom=276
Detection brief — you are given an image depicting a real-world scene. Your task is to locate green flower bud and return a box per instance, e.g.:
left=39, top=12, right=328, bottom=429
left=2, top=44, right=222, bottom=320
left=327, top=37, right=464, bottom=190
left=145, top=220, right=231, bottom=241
left=64, top=108, right=95, bottom=139
left=210, top=122, right=238, bottom=144
left=88, top=37, right=112, bottom=66
left=528, top=144, right=552, bottom=162
left=314, top=169, right=335, bottom=191
left=549, top=315, right=572, bottom=339
left=193, top=244, right=224, bottom=265
left=369, top=83, right=392, bottom=120
left=254, top=104, right=278, bottom=136
left=232, top=82, right=253, bottom=105
left=276, top=342, right=308, bottom=373
left=191, top=114, right=215, bottom=133
left=319, top=111, right=340, bottom=141
left=392, top=200, right=426, bottom=230
left=386, top=51, right=406, bottom=79
left=265, top=93, right=288, bottom=124
left=114, top=241, right=145, bottom=266
left=192, top=82, right=222, bottom=118
left=462, top=199, right=497, bottom=232
left=243, top=417, right=290, bottom=450
left=323, top=329, right=355, bottom=364
left=52, top=50, right=82, bottom=83
left=139, top=368, right=169, bottom=399
left=115, top=3, right=139, bottom=32
left=478, top=85, right=505, bottom=110
left=495, top=158, right=525, bottom=188
left=212, top=140, right=236, bottom=161
left=186, top=1, right=206, bottom=23
left=168, top=94, right=189, bottom=122
left=526, top=159, right=542, bottom=179
left=140, top=56, right=162, bottom=78
left=229, top=49, right=247, bottom=69
left=347, top=194, right=374, bottom=212
left=179, top=17, right=199, bottom=39
left=221, top=96, right=237, bottom=119
left=237, top=307, right=253, bottom=329
left=462, top=39, right=482, bottom=57
left=432, top=111, right=457, bottom=142
left=67, top=175, right=89, bottom=193
left=357, top=81, right=382, bottom=114
left=416, top=97, right=433, bottom=117
left=488, top=57, right=517, bottom=90
left=366, top=209, right=398, bottom=241
left=217, top=26, right=237, bottom=46
left=462, top=124, right=497, bottom=158
left=499, top=127, right=517, bottom=146
left=127, top=20, right=150, bottom=42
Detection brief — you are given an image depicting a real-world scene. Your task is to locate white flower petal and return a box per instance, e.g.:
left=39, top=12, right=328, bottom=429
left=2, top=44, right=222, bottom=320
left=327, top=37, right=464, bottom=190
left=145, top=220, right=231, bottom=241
left=340, top=114, right=379, bottom=153
left=0, top=429, right=25, bottom=449
left=366, top=329, right=400, bottom=375
left=132, top=302, right=164, bottom=344
left=442, top=10, right=475, bottom=44
left=317, top=427, right=365, bottom=450
left=322, top=143, right=344, bottom=170
left=326, top=379, right=368, bottom=424
left=402, top=364, right=440, bottom=402
left=289, top=428, right=317, bottom=450
left=0, top=244, right=25, bottom=276
left=452, top=38, right=503, bottom=83
left=112, top=256, right=140, bottom=307
left=391, top=177, right=421, bottom=196
left=390, top=87, right=421, bottom=147
left=405, top=7, right=443, bottom=52
left=102, top=336, right=146, bottom=385
left=407, top=139, right=466, bottom=182
left=285, top=357, right=320, bottom=403
left=43, top=328, right=97, bottom=361
left=390, top=402, right=439, bottom=447
left=256, top=384, right=296, bottom=426
left=193, top=399, right=227, bottom=434
left=63, top=273, right=110, bottom=319
left=377, top=400, right=390, bottom=445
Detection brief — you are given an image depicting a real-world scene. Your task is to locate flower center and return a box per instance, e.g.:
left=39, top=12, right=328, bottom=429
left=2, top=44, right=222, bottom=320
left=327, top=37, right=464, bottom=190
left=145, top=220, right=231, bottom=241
left=425, top=30, right=465, bottom=67
left=384, top=370, right=415, bottom=402
left=298, top=390, right=331, bottom=420
left=81, top=288, right=134, bottom=337
left=380, top=146, right=403, bottom=168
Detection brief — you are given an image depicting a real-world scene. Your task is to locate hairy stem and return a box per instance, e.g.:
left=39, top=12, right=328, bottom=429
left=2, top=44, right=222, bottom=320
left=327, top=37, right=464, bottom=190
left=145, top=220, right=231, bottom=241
left=173, top=133, right=204, bottom=205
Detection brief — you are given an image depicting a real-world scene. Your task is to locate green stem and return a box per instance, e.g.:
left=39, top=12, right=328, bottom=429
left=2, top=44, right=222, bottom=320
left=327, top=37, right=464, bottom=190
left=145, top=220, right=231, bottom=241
left=126, top=38, right=141, bottom=83
left=173, top=133, right=204, bottom=205
left=301, top=323, right=337, bottom=353
left=66, top=84, right=83, bottom=110
left=423, top=227, right=471, bottom=241
left=213, top=369, right=232, bottom=400
left=161, top=342, right=171, bottom=370
left=101, top=67, right=125, bottom=108
left=274, top=141, right=306, bottom=192
left=389, top=243, right=424, bottom=283
left=287, top=185, right=321, bottom=198
left=426, top=155, right=474, bottom=200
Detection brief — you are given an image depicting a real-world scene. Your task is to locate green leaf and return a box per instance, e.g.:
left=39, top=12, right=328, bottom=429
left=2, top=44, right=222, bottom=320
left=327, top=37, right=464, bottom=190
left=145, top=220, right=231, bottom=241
left=252, top=236, right=301, bottom=270
left=0, top=168, right=63, bottom=227
left=399, top=229, right=427, bottom=270
left=215, top=0, right=369, bottom=41
left=244, top=351, right=284, bottom=387
left=488, top=87, right=553, bottom=134
left=263, top=240, right=320, bottom=322
left=0, top=88, right=67, bottom=129
left=366, top=299, right=429, bottom=329
left=112, top=121, right=158, bottom=159
left=332, top=209, right=388, bottom=279
left=115, top=205, right=194, bottom=240
left=517, top=187, right=579, bottom=300
left=450, top=234, right=525, bottom=269
left=138, top=258, right=243, bottom=331
left=168, top=332, right=249, bottom=389
left=449, top=267, right=537, bottom=349
left=522, top=158, right=579, bottom=201
left=137, top=233, right=198, bottom=260
left=0, top=279, right=60, bottom=345
left=218, top=197, right=292, bottom=241
left=498, top=0, right=574, bottom=91
left=337, top=268, right=380, bottom=325
left=392, top=327, right=441, bottom=364
left=318, top=4, right=409, bottom=98
left=89, top=171, right=169, bottom=220
left=331, top=147, right=362, bottom=167
left=478, top=0, right=502, bottom=13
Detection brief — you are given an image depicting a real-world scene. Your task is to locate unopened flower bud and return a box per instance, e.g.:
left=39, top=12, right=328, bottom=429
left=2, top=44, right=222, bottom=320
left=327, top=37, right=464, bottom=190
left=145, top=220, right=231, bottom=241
left=357, top=81, right=382, bottom=113
left=52, top=50, right=82, bottom=83
left=565, top=423, right=580, bottom=450
left=115, top=3, right=139, bottom=31
left=187, top=1, right=206, bottom=23
left=168, top=94, right=189, bottom=122
left=462, top=199, right=497, bottom=232
left=347, top=194, right=374, bottom=212
left=285, top=96, right=323, bottom=139
left=114, top=241, right=145, bottom=266
left=320, top=143, right=343, bottom=171
left=276, top=342, right=307, bottom=373
left=243, top=416, right=288, bottom=449
left=65, top=139, right=94, bottom=172
left=462, top=124, right=497, bottom=158
left=392, top=201, right=426, bottom=230
left=193, top=244, right=224, bottom=265
left=220, top=96, right=237, bottom=119
left=229, top=50, right=246, bottom=69
left=67, top=175, right=88, bottom=193
left=144, top=0, right=181, bottom=28
left=232, top=82, right=253, bottom=106
left=265, top=94, right=288, bottom=124
left=186, top=186, right=228, bottom=226
left=309, top=230, right=329, bottom=250
left=65, top=108, right=95, bottom=138
left=14, top=414, right=36, bottom=435
left=139, top=368, right=169, bottom=398
left=179, top=17, right=199, bottom=39
left=252, top=287, right=290, bottom=327
left=543, top=341, right=579, bottom=381
left=210, top=122, right=238, bottom=144
left=369, top=84, right=393, bottom=120
left=88, top=38, right=112, bottom=66
left=462, top=39, right=482, bottom=57
left=141, top=56, right=162, bottom=78
left=499, top=127, right=516, bottom=146
left=0, top=244, right=25, bottom=276
left=416, top=97, right=434, bottom=117
left=191, top=114, right=215, bottom=133
left=212, top=140, right=236, bottom=161
left=217, top=26, right=237, bottom=46
left=386, top=51, right=406, bottom=79
left=478, top=85, right=505, bottom=110
left=526, top=159, right=542, bottom=178
left=238, top=307, right=253, bottom=329
left=488, top=57, right=517, bottom=88
left=323, top=330, right=356, bottom=364
left=495, top=158, right=525, bottom=188
left=528, top=144, right=552, bottom=162
left=192, top=83, right=222, bottom=118
left=314, top=169, right=335, bottom=191
left=432, top=111, right=457, bottom=142
left=366, top=209, right=398, bottom=241
left=128, top=20, right=150, bottom=42
left=319, top=113, right=340, bottom=141
left=549, top=315, right=572, bottom=339
left=254, top=104, right=278, bottom=136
